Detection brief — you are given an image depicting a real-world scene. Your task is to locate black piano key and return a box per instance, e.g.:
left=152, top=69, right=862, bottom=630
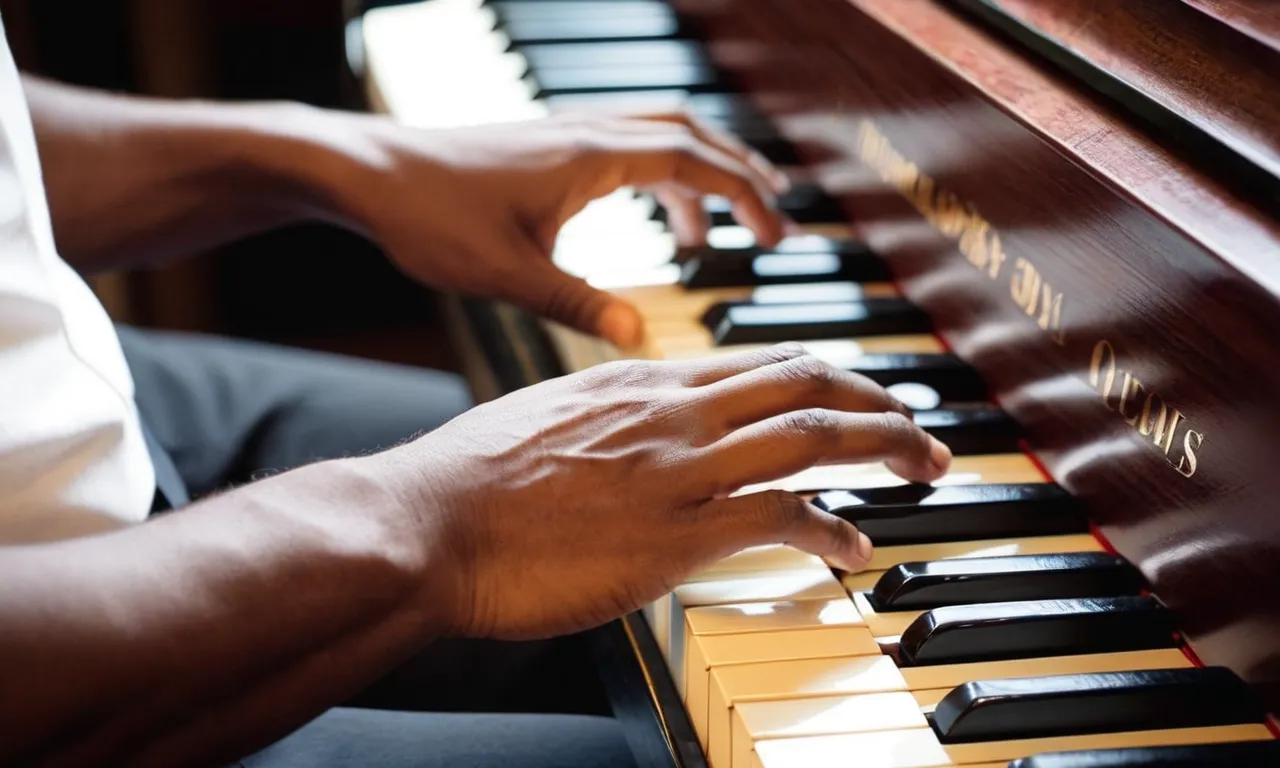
left=518, top=40, right=706, bottom=71
left=654, top=184, right=844, bottom=227
left=870, top=552, right=1145, bottom=611
left=1009, top=741, right=1280, bottom=767
left=898, top=596, right=1177, bottom=666
left=912, top=404, right=1022, bottom=454
left=493, top=1, right=671, bottom=24
left=674, top=234, right=872, bottom=265
left=812, top=483, right=1087, bottom=547
left=711, top=299, right=931, bottom=346
left=845, top=353, right=989, bottom=403
left=931, top=667, right=1265, bottom=743
left=699, top=282, right=876, bottom=328
left=532, top=62, right=721, bottom=96
left=552, top=91, right=764, bottom=124
left=682, top=251, right=887, bottom=290
left=500, top=13, right=681, bottom=45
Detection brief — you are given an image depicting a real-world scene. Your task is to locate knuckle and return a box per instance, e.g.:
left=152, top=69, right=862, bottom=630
left=876, top=411, right=922, bottom=446
left=782, top=354, right=837, bottom=390
left=759, top=491, right=809, bottom=530
left=765, top=342, right=808, bottom=363
left=595, top=359, right=659, bottom=387
left=781, top=408, right=837, bottom=442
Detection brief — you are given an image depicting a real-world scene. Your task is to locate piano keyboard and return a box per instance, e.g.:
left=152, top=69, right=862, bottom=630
left=359, top=1, right=1280, bottom=766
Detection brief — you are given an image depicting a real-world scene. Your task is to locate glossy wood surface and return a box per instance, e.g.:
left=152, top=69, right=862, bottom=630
left=952, top=0, right=1280, bottom=207
left=1182, top=0, right=1280, bottom=53
left=669, top=0, right=1280, bottom=711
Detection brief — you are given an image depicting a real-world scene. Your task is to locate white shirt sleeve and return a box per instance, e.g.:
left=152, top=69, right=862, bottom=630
left=0, top=16, right=156, bottom=543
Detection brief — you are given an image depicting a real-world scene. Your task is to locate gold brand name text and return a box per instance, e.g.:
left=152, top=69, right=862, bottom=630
left=853, top=121, right=1203, bottom=477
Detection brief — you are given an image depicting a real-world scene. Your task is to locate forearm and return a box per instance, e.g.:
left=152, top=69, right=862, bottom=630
left=24, top=75, right=364, bottom=273
left=0, top=452, right=443, bottom=767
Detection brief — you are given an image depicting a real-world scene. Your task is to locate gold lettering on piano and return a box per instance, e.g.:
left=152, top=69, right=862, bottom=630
left=1010, top=258, right=1066, bottom=344
left=1089, top=340, right=1203, bottom=478
left=854, top=121, right=1049, bottom=339
left=856, top=120, right=1204, bottom=478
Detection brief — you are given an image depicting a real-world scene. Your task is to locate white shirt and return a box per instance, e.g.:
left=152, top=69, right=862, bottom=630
left=0, top=16, right=155, bottom=543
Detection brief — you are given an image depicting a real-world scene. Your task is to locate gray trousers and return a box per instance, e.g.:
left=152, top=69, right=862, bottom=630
left=118, top=326, right=634, bottom=768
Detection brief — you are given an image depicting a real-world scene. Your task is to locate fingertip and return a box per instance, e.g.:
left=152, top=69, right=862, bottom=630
left=738, top=204, right=787, bottom=248
left=827, top=528, right=874, bottom=573
left=599, top=301, right=645, bottom=350
left=929, top=435, right=953, bottom=474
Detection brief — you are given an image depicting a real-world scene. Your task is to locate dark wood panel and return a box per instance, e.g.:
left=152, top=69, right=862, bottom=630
left=673, top=0, right=1280, bottom=711
left=1182, top=0, right=1280, bottom=53
left=944, top=0, right=1280, bottom=213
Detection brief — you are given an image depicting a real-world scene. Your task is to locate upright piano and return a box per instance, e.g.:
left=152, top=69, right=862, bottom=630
left=357, top=1, right=1280, bottom=765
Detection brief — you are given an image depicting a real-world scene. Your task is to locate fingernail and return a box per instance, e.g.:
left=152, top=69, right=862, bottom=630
left=929, top=436, right=953, bottom=473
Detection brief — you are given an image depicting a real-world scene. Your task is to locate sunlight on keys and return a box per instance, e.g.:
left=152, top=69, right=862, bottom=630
left=708, top=226, right=759, bottom=249
left=588, top=263, right=683, bottom=289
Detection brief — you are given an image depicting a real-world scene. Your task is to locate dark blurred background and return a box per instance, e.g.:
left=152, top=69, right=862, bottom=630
left=0, top=0, right=458, bottom=372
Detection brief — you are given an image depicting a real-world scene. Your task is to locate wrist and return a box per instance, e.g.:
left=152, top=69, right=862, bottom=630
left=340, top=445, right=468, bottom=637
left=227, top=101, right=399, bottom=237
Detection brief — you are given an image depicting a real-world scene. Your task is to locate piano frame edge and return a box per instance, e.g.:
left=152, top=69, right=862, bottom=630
left=447, top=294, right=706, bottom=768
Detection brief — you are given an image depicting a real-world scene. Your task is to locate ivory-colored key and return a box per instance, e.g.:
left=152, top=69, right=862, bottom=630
left=676, top=597, right=864, bottom=700
left=686, top=626, right=881, bottom=750
left=912, top=687, right=951, bottom=710
left=689, top=545, right=830, bottom=583
left=852, top=591, right=924, bottom=637
left=840, top=569, right=885, bottom=592
left=665, top=571, right=850, bottom=691
left=707, top=655, right=907, bottom=768
left=897, top=648, right=1193, bottom=690
left=703, top=646, right=1194, bottom=766
left=731, top=692, right=927, bottom=768
left=751, top=724, right=1275, bottom=767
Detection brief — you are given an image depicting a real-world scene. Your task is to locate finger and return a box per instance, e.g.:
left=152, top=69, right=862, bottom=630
left=642, top=111, right=790, bottom=195
left=702, top=409, right=951, bottom=491
left=697, top=353, right=912, bottom=433
left=673, top=342, right=809, bottom=386
left=654, top=186, right=710, bottom=247
left=584, top=128, right=786, bottom=247
left=701, top=490, right=875, bottom=572
left=500, top=249, right=646, bottom=349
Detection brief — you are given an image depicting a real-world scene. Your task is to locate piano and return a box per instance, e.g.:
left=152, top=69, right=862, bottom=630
left=355, top=0, right=1280, bottom=765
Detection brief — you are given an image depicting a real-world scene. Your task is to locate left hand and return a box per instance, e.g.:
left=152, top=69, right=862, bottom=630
left=323, top=111, right=790, bottom=349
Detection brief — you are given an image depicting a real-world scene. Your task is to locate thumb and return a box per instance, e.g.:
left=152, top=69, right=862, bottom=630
left=703, top=490, right=875, bottom=573
left=507, top=255, right=646, bottom=350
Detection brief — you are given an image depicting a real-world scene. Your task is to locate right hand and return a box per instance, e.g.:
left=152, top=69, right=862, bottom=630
left=398, top=344, right=953, bottom=640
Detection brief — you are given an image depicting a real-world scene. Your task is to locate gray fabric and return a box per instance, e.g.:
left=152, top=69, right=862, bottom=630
left=117, top=325, right=473, bottom=500
left=242, top=709, right=635, bottom=768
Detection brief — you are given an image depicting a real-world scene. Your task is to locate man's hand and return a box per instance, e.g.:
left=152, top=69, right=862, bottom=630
left=28, top=78, right=785, bottom=349
left=330, top=111, right=791, bottom=349
left=398, top=344, right=953, bottom=640
left=0, top=343, right=948, bottom=765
